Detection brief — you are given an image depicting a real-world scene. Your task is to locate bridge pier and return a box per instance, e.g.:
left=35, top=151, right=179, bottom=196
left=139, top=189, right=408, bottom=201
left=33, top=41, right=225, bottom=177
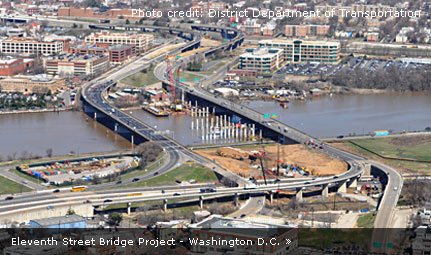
left=337, top=181, right=347, bottom=193
left=269, top=191, right=273, bottom=205
left=364, top=163, right=371, bottom=176
left=348, top=178, right=358, bottom=189
left=163, top=199, right=168, bottom=212
left=234, top=193, right=239, bottom=207
left=127, top=202, right=131, bottom=215
left=296, top=188, right=303, bottom=202
left=131, top=135, right=134, bottom=145
left=199, top=195, right=204, bottom=209
left=93, top=112, right=97, bottom=120
left=322, top=184, right=329, bottom=199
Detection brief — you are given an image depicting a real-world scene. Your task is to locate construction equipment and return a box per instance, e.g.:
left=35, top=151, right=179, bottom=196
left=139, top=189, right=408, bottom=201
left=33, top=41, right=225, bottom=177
left=232, top=154, right=244, bottom=161
left=217, top=150, right=227, bottom=157
left=166, top=55, right=176, bottom=103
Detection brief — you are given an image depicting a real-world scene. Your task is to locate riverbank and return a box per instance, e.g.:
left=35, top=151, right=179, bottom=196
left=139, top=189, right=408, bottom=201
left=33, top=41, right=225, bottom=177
left=0, top=107, right=73, bottom=115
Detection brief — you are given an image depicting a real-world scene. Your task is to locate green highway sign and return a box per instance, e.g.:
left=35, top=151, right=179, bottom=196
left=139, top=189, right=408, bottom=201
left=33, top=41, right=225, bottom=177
left=264, top=114, right=270, bottom=118
left=373, top=242, right=382, bottom=248
left=180, top=78, right=186, bottom=82
left=194, top=78, right=199, bottom=82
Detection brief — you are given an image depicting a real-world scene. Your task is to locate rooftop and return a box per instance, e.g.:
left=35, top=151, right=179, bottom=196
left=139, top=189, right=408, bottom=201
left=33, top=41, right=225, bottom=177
left=191, top=215, right=295, bottom=239
left=259, top=38, right=340, bottom=46
left=30, top=214, right=84, bottom=227
left=241, top=47, right=283, bottom=58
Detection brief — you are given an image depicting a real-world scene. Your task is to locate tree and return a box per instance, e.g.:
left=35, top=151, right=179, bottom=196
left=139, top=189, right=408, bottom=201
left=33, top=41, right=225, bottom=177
left=135, top=142, right=163, bottom=169
left=108, top=212, right=123, bottom=226
left=66, top=208, right=75, bottom=215
left=46, top=148, right=53, bottom=157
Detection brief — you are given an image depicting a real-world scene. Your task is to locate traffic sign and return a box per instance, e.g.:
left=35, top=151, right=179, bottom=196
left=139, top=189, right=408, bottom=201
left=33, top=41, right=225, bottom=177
left=271, top=114, right=278, bottom=118
left=373, top=242, right=382, bottom=248
left=180, top=78, right=186, bottom=82
left=263, top=114, right=270, bottom=118
left=194, top=78, right=199, bottom=82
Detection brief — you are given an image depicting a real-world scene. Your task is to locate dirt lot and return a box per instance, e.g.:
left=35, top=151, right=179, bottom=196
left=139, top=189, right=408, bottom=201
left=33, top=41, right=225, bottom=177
left=201, top=38, right=221, bottom=47
left=196, top=144, right=347, bottom=178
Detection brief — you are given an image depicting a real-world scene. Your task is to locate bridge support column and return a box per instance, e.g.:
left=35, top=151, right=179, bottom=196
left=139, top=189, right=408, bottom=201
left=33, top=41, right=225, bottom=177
left=364, top=163, right=371, bottom=176
left=199, top=196, right=204, bottom=209
left=114, top=124, right=118, bottom=133
left=93, top=112, right=97, bottom=120
left=322, top=184, right=329, bottom=199
left=269, top=191, right=273, bottom=205
left=127, top=202, right=131, bottom=215
left=163, top=199, right=168, bottom=212
left=234, top=193, right=239, bottom=207
left=296, top=188, right=303, bottom=202
left=348, top=178, right=358, bottom=189
left=337, top=181, right=347, bottom=193
left=131, top=135, right=134, bottom=145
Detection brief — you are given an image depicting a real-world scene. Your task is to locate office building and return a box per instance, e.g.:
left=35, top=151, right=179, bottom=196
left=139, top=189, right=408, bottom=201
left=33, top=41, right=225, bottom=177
left=0, top=37, right=68, bottom=55
left=85, top=31, right=153, bottom=53
left=259, top=39, right=340, bottom=64
left=0, top=58, right=34, bottom=76
left=69, top=43, right=136, bottom=63
left=239, top=47, right=284, bottom=73
left=43, top=54, right=109, bottom=78
left=285, top=25, right=329, bottom=37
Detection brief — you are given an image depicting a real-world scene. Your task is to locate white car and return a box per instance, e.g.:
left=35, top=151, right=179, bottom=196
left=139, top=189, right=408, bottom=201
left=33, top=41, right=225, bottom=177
left=393, top=186, right=398, bottom=191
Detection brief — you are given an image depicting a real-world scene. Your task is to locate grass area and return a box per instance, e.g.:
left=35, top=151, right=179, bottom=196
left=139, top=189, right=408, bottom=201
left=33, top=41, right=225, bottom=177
left=350, top=137, right=431, bottom=161
left=120, top=153, right=166, bottom=180
left=117, top=163, right=218, bottom=188
left=0, top=175, right=32, bottom=194
left=9, top=168, right=46, bottom=184
left=179, top=72, right=204, bottom=83
left=120, top=65, right=159, bottom=87
left=341, top=142, right=431, bottom=173
left=356, top=213, right=376, bottom=228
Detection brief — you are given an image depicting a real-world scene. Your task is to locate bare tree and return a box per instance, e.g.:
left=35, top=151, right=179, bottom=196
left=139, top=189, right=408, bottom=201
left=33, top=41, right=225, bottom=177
left=46, top=148, right=53, bottom=158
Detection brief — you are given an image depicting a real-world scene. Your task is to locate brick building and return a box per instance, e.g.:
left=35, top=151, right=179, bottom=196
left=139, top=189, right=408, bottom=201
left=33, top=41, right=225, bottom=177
left=43, top=54, right=109, bottom=78
left=0, top=58, right=34, bottom=76
left=69, top=43, right=136, bottom=63
left=85, top=32, right=153, bottom=53
left=285, top=25, right=329, bottom=37
left=0, top=75, right=65, bottom=93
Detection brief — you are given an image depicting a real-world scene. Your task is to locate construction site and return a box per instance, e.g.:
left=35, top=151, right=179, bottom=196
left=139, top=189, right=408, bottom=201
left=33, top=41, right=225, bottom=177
left=196, top=144, right=347, bottom=179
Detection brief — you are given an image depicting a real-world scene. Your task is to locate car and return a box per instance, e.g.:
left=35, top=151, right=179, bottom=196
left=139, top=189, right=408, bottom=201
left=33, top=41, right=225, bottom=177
left=116, top=180, right=122, bottom=184
left=240, top=214, right=246, bottom=218
left=153, top=171, right=159, bottom=176
left=5, top=196, right=13, bottom=200
left=22, top=180, right=28, bottom=184
left=345, top=210, right=349, bottom=214
left=53, top=189, right=60, bottom=193
left=47, top=206, right=55, bottom=210
left=104, top=199, right=113, bottom=203
left=173, top=192, right=182, bottom=196
left=337, top=135, right=344, bottom=139
left=132, top=178, right=139, bottom=182
left=393, top=187, right=398, bottom=191
left=84, top=200, right=91, bottom=204
left=333, top=176, right=339, bottom=179
left=175, top=180, right=181, bottom=184
left=304, top=182, right=311, bottom=184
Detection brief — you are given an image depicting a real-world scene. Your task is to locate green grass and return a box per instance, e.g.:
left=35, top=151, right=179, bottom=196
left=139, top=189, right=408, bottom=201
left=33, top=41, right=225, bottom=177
left=120, top=153, right=166, bottom=180
left=117, top=163, right=218, bottom=188
left=0, top=175, right=32, bottom=194
left=120, top=65, right=159, bottom=87
left=9, top=168, right=45, bottom=184
left=342, top=142, right=431, bottom=173
left=350, top=137, right=431, bottom=161
left=356, top=213, right=376, bottom=228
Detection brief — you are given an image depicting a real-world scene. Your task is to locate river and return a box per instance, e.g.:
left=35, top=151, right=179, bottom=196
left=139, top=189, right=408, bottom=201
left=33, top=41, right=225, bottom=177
left=1, top=92, right=430, bottom=157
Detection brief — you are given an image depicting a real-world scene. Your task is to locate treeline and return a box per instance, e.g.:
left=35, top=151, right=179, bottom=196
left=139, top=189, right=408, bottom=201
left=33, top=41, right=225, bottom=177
left=332, top=65, right=431, bottom=91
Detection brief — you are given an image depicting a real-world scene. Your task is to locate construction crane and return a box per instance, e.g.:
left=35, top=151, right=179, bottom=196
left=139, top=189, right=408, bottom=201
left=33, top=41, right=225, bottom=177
left=166, top=55, right=176, bottom=104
